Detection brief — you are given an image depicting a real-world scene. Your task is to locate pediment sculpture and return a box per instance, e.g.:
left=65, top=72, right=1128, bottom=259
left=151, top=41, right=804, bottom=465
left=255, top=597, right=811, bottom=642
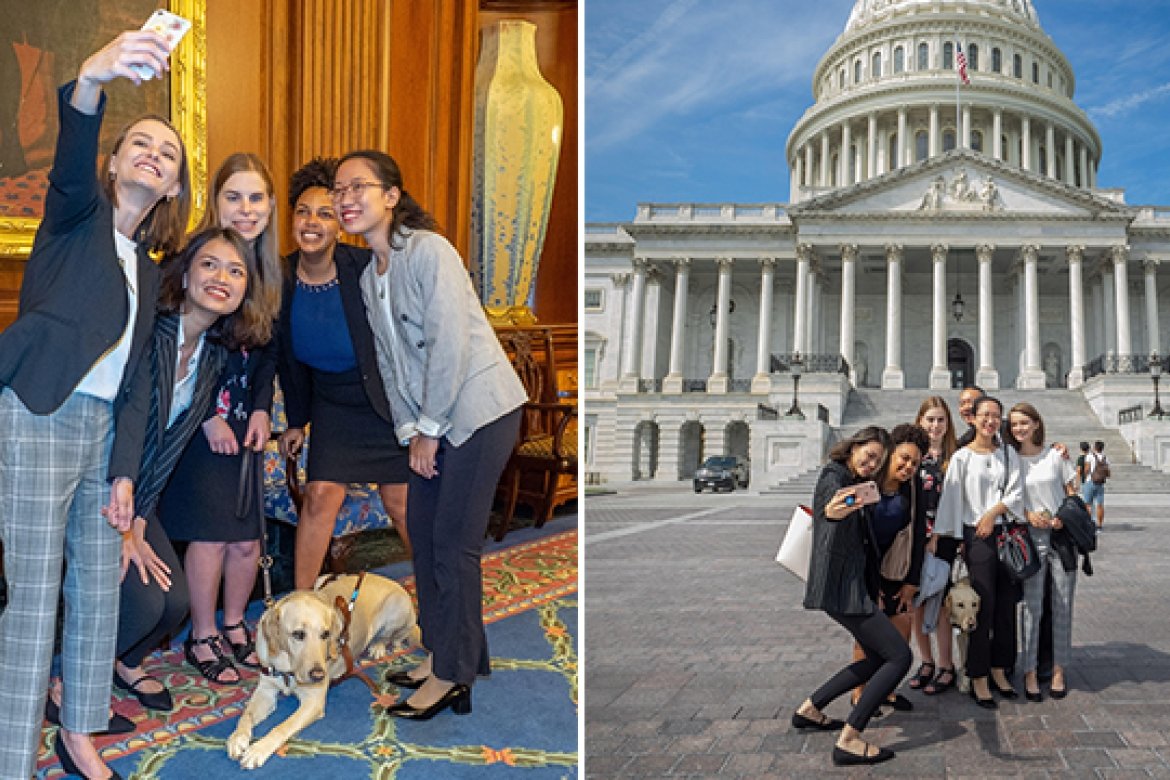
left=918, top=168, right=1003, bottom=212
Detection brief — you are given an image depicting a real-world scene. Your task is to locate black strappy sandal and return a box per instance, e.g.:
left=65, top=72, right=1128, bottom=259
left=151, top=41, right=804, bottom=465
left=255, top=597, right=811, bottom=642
left=222, top=620, right=261, bottom=669
left=184, top=634, right=240, bottom=684
left=908, top=661, right=936, bottom=690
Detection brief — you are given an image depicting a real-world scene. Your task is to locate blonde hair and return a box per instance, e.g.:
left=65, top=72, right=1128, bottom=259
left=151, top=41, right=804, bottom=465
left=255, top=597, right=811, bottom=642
left=915, top=395, right=957, bottom=473
left=196, top=152, right=281, bottom=345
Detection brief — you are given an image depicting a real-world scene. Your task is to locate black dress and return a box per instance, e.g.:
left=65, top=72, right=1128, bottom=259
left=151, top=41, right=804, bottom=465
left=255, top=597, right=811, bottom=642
left=158, top=344, right=274, bottom=542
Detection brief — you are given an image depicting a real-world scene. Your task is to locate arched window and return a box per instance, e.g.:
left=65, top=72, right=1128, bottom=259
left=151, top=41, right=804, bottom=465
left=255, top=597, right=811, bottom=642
left=992, top=47, right=1002, bottom=73
left=943, top=42, right=954, bottom=70
left=918, top=42, right=929, bottom=70
left=943, top=130, right=956, bottom=152
left=915, top=130, right=928, bottom=161
left=872, top=51, right=882, bottom=79
left=969, top=43, right=979, bottom=71
left=1039, top=146, right=1047, bottom=175
left=894, top=46, right=904, bottom=73
left=888, top=134, right=898, bottom=169
left=854, top=59, right=862, bottom=83
left=971, top=130, right=984, bottom=152
left=1032, top=61, right=1039, bottom=83
left=1013, top=53, right=1022, bottom=78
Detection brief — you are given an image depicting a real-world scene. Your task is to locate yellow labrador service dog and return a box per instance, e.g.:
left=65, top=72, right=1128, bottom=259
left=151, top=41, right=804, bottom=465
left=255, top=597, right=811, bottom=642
left=943, top=577, right=980, bottom=693
left=227, top=573, right=419, bottom=769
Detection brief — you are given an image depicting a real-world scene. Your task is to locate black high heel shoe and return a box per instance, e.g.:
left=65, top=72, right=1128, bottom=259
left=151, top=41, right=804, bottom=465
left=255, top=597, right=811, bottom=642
left=990, top=678, right=1019, bottom=699
left=385, top=670, right=427, bottom=690
left=386, top=684, right=472, bottom=720
left=969, top=686, right=998, bottom=710
left=54, top=730, right=124, bottom=780
left=45, top=698, right=134, bottom=736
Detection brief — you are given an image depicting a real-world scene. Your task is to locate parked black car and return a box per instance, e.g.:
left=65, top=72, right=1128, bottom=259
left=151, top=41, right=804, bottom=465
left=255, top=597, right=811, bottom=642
left=693, top=456, right=749, bottom=492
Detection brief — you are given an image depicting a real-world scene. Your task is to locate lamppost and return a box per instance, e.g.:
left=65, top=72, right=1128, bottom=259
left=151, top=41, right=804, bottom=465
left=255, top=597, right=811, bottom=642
left=1151, top=351, right=1164, bottom=419
left=786, top=352, right=805, bottom=420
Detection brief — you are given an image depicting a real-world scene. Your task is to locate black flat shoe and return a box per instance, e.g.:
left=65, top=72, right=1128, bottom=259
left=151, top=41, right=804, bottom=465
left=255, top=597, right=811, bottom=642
left=385, top=670, right=427, bottom=690
left=991, top=679, right=1019, bottom=699
left=969, top=687, right=998, bottom=709
left=791, top=711, right=845, bottom=731
left=54, top=731, right=124, bottom=779
left=831, top=744, right=895, bottom=766
left=45, top=698, right=135, bottom=736
left=114, top=669, right=174, bottom=712
left=386, top=684, right=472, bottom=720
left=886, top=693, right=913, bottom=711
left=1049, top=684, right=1068, bottom=699
left=1025, top=690, right=1043, bottom=702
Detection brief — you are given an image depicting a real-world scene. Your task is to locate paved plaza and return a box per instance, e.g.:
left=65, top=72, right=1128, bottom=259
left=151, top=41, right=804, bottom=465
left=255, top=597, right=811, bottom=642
left=584, top=484, right=1170, bottom=778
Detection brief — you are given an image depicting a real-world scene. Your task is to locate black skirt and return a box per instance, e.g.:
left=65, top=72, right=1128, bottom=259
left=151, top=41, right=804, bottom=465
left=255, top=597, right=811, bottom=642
left=306, top=366, right=409, bottom=484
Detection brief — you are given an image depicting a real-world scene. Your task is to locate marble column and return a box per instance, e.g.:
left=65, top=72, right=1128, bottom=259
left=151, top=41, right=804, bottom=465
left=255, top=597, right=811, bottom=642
left=810, top=267, right=823, bottom=354
left=1064, top=133, right=1075, bottom=184
left=804, top=144, right=814, bottom=189
left=882, top=243, right=905, bottom=388
left=976, top=243, right=1000, bottom=388
left=1017, top=244, right=1046, bottom=388
left=641, top=265, right=663, bottom=381
left=1113, top=245, right=1133, bottom=356
left=841, top=122, right=853, bottom=186
left=606, top=272, right=630, bottom=390
left=1045, top=122, right=1056, bottom=178
left=1021, top=116, right=1031, bottom=172
left=820, top=131, right=830, bottom=187
left=1102, top=261, right=1116, bottom=355
left=1066, top=245, right=1087, bottom=388
left=992, top=109, right=1003, bottom=160
left=1090, top=275, right=1104, bottom=359
left=867, top=112, right=877, bottom=180
left=896, top=109, right=906, bottom=169
left=663, top=257, right=691, bottom=393
left=839, top=244, right=858, bottom=385
left=929, top=104, right=940, bottom=158
left=793, top=244, right=811, bottom=354
left=619, top=258, right=648, bottom=392
left=790, top=159, right=801, bottom=202
left=962, top=105, right=972, bottom=149
left=1145, top=256, right=1162, bottom=357
left=708, top=256, right=733, bottom=393
left=930, top=243, right=951, bottom=388
left=1079, top=145, right=1088, bottom=189
left=752, top=257, right=777, bottom=393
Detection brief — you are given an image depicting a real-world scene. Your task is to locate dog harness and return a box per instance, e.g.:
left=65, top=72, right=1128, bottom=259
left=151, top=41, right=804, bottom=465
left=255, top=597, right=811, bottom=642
left=317, top=572, right=381, bottom=695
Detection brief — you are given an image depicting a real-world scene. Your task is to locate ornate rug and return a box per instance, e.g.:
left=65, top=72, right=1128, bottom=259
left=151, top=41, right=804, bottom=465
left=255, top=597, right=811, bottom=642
left=35, top=529, right=578, bottom=779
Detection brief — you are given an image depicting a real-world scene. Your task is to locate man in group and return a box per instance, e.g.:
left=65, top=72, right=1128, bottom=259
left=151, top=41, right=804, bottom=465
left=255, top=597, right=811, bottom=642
left=1082, top=440, right=1108, bottom=530
left=955, top=384, right=985, bottom=447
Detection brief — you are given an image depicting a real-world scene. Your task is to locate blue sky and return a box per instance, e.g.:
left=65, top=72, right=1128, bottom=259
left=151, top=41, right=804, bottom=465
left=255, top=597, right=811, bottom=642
left=585, top=0, right=1170, bottom=222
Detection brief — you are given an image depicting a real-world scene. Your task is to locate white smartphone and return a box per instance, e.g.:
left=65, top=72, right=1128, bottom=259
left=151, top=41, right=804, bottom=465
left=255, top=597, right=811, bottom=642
left=839, top=480, right=880, bottom=508
left=131, top=9, right=192, bottom=80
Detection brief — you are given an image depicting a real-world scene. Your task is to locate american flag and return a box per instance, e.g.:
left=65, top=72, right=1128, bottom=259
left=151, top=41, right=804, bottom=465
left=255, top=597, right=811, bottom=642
left=956, top=43, right=970, bottom=85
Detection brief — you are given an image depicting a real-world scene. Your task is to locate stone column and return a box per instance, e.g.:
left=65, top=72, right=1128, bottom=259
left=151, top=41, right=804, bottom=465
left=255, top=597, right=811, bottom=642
left=1090, top=274, right=1104, bottom=358
left=793, top=244, right=811, bottom=354
left=976, top=244, right=1000, bottom=388
left=1102, top=259, right=1116, bottom=354
left=1145, top=256, right=1162, bottom=357
left=841, top=122, right=853, bottom=186
left=809, top=266, right=823, bottom=354
left=606, top=272, right=630, bottom=389
left=882, top=243, right=905, bottom=388
left=930, top=243, right=951, bottom=388
left=896, top=108, right=906, bottom=169
left=790, top=159, right=801, bottom=202
left=1045, top=122, right=1056, bottom=178
left=1079, top=146, right=1089, bottom=189
left=1066, top=245, right=1087, bottom=387
left=708, top=256, right=733, bottom=393
left=752, top=257, right=777, bottom=393
left=1113, top=245, right=1133, bottom=356
left=929, top=104, right=940, bottom=158
left=962, top=105, right=972, bottom=149
left=619, top=258, right=648, bottom=392
left=641, top=265, right=663, bottom=381
left=820, top=131, right=830, bottom=187
left=1021, top=116, right=1031, bottom=172
left=804, top=144, right=814, bottom=190
left=1017, top=244, right=1047, bottom=388
left=867, top=112, right=878, bottom=180
left=839, top=244, right=858, bottom=385
left=1064, top=133, right=1075, bottom=184
left=663, top=257, right=691, bottom=393
left=992, top=109, right=1003, bottom=160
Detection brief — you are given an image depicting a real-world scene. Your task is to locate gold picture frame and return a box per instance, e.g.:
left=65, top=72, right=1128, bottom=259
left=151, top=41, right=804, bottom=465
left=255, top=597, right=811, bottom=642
left=0, top=0, right=206, bottom=259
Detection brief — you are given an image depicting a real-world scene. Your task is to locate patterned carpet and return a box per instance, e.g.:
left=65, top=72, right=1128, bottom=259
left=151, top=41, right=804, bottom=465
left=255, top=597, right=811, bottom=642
left=35, top=525, right=578, bottom=779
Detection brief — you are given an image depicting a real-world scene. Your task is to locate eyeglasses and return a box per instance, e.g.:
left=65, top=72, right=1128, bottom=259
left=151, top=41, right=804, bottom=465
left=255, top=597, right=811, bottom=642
left=976, top=413, right=1002, bottom=421
left=329, top=181, right=386, bottom=199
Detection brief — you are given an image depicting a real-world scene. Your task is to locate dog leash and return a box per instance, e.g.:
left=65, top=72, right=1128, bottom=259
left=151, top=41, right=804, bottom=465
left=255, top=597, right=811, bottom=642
left=318, top=572, right=381, bottom=696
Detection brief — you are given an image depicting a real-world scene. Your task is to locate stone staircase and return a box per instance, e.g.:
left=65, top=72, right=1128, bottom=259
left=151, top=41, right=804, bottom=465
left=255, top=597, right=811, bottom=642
left=760, top=388, right=1170, bottom=496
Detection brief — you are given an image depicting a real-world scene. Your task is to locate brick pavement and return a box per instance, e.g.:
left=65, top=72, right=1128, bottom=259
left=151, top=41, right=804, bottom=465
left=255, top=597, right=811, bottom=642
left=583, top=486, right=1170, bottom=778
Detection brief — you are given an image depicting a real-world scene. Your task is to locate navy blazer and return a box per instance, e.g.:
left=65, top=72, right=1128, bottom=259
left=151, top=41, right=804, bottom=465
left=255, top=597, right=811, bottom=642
left=0, top=83, right=158, bottom=483
left=277, top=242, right=391, bottom=429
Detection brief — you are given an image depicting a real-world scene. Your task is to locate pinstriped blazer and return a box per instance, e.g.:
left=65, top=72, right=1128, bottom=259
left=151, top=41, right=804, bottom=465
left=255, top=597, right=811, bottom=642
left=133, top=314, right=227, bottom=521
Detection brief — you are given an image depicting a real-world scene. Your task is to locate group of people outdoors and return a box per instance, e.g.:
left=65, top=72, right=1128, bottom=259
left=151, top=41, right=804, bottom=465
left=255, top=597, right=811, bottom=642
left=794, top=384, right=1102, bottom=766
left=0, top=29, right=525, bottom=780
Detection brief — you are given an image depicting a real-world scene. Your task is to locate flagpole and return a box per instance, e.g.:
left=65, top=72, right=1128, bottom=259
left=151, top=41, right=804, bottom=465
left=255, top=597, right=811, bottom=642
left=955, top=40, right=961, bottom=149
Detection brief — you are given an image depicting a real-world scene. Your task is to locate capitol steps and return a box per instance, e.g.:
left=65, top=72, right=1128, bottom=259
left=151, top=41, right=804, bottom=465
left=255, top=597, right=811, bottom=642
left=759, top=388, right=1170, bottom=496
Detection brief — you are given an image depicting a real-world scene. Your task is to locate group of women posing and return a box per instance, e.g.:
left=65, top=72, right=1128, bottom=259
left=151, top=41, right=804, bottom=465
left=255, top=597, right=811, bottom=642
left=0, top=29, right=523, bottom=780
left=794, top=388, right=1085, bottom=766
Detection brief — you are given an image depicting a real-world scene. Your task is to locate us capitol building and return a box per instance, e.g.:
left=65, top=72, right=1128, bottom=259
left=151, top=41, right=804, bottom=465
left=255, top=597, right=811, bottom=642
left=583, top=0, right=1170, bottom=486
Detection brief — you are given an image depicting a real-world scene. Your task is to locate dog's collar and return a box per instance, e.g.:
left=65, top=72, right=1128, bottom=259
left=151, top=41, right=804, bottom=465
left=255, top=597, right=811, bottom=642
left=262, top=666, right=296, bottom=687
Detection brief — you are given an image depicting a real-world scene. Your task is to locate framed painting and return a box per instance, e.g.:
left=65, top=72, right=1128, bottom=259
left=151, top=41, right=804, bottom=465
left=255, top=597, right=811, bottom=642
left=0, top=0, right=206, bottom=258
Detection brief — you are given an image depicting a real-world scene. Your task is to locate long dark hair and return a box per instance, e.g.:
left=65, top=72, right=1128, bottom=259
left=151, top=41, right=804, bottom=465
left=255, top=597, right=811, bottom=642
left=336, top=149, right=438, bottom=249
left=827, top=425, right=891, bottom=466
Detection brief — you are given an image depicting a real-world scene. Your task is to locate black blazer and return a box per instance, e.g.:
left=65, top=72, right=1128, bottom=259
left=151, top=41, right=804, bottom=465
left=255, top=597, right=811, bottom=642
left=276, top=242, right=391, bottom=429
left=0, top=83, right=157, bottom=483
left=803, top=460, right=881, bottom=616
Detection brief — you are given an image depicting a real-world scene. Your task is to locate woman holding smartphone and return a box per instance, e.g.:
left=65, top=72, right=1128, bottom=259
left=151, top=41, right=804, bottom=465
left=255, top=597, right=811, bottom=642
left=795, top=426, right=910, bottom=767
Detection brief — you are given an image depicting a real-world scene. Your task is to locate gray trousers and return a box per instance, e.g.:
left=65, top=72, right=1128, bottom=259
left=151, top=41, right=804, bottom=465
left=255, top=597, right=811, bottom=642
left=0, top=387, right=122, bottom=779
left=1018, top=527, right=1077, bottom=673
left=407, top=409, right=521, bottom=686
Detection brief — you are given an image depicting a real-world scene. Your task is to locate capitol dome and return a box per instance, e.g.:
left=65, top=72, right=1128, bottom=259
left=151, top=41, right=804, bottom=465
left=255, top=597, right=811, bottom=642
left=787, top=0, right=1099, bottom=202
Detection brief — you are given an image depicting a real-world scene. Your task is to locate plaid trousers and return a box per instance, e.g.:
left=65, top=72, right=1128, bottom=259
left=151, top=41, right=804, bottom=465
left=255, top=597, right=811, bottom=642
left=0, top=387, right=122, bottom=779
left=1018, top=526, right=1078, bottom=673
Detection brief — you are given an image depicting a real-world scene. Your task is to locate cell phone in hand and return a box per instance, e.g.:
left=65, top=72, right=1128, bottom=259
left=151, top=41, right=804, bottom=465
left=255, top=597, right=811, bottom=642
left=131, top=9, right=192, bottom=80
left=842, top=480, right=880, bottom=508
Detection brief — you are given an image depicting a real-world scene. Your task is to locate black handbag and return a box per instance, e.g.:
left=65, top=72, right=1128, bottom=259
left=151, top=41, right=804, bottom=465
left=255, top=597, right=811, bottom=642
left=1056, top=493, right=1097, bottom=553
left=997, top=521, right=1041, bottom=583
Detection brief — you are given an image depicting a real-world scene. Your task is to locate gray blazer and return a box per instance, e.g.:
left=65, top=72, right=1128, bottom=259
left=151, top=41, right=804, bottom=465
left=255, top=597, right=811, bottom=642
left=360, top=228, right=526, bottom=447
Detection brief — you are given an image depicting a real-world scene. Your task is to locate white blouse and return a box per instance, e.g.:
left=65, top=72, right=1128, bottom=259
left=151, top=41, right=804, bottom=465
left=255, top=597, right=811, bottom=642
left=933, top=445, right=1025, bottom=538
left=1019, top=446, right=1076, bottom=516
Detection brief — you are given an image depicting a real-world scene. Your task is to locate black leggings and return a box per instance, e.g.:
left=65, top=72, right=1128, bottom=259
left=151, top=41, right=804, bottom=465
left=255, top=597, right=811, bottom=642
left=962, top=525, right=1018, bottom=678
left=811, top=610, right=912, bottom=732
left=117, top=517, right=189, bottom=668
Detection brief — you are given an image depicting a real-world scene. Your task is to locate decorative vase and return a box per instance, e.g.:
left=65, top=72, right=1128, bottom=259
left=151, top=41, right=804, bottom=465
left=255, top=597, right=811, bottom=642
left=470, top=20, right=563, bottom=325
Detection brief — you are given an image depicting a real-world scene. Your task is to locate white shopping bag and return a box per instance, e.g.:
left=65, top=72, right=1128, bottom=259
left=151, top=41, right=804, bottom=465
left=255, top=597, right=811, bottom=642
left=775, top=504, right=814, bottom=581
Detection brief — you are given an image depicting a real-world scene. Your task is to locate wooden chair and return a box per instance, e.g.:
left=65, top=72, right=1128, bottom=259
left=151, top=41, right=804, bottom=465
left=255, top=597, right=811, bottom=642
left=493, top=326, right=578, bottom=540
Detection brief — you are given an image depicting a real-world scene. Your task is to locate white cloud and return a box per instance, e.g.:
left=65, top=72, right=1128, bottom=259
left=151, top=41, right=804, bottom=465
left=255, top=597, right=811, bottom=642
left=1089, top=82, right=1170, bottom=120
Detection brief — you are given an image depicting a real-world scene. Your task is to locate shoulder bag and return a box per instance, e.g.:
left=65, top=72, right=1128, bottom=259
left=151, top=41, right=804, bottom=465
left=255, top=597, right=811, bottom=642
left=879, top=483, right=917, bottom=581
left=994, top=445, right=1041, bottom=583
